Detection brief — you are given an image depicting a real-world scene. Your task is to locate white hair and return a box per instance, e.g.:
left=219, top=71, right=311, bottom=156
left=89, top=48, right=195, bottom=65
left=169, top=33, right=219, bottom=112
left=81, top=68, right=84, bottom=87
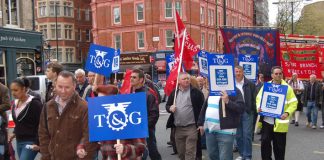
left=310, top=74, right=316, bottom=78
left=75, top=68, right=85, bottom=76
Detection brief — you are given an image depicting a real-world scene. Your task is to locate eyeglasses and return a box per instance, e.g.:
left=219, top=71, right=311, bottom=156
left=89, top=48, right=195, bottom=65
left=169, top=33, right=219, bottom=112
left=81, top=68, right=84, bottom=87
left=274, top=73, right=282, bottom=76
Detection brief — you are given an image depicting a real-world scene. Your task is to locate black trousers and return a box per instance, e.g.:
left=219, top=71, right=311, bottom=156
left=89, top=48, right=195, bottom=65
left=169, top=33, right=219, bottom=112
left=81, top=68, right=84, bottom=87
left=261, top=121, right=287, bottom=160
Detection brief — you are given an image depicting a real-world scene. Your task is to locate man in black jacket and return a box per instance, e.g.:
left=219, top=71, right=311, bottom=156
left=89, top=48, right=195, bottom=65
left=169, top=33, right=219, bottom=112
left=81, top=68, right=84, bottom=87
left=130, top=69, right=161, bottom=160
left=234, top=66, right=256, bottom=160
left=303, top=74, right=322, bottom=129
left=165, top=72, right=205, bottom=160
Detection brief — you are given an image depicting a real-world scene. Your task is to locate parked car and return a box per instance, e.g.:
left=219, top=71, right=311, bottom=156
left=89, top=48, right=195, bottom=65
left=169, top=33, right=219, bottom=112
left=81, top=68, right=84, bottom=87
left=22, top=75, right=48, bottom=102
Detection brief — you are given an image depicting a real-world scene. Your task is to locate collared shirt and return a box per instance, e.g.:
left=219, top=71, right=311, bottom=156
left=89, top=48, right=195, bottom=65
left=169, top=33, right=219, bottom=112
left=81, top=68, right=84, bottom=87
left=15, top=95, right=33, bottom=117
left=174, top=87, right=195, bottom=127
left=236, top=78, right=245, bottom=101
left=54, top=96, right=69, bottom=116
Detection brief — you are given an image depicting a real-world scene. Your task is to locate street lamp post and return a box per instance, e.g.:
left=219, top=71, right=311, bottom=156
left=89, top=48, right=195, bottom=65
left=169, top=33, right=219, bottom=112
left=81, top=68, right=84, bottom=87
left=273, top=0, right=312, bottom=34
left=46, top=44, right=52, bottom=62
left=55, top=2, right=59, bottom=60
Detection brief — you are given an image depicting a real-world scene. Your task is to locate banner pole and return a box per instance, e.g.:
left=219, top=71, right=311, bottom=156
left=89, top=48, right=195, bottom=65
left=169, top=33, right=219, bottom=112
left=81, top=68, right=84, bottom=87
left=173, top=29, right=187, bottom=106
left=254, top=115, right=260, bottom=133
left=117, top=139, right=121, bottom=160
left=222, top=99, right=226, bottom=117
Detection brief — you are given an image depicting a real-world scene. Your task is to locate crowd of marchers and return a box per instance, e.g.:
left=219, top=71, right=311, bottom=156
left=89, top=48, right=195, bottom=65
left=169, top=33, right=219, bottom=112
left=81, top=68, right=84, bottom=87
left=0, top=62, right=322, bottom=160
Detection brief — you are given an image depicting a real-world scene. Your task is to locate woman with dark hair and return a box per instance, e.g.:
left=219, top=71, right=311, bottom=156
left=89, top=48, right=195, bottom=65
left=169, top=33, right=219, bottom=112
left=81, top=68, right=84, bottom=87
left=97, top=84, right=146, bottom=160
left=8, top=78, right=42, bottom=160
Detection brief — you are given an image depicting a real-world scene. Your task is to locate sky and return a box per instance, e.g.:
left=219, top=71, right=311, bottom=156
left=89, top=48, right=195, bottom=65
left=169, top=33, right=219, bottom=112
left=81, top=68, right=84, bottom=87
left=268, top=0, right=324, bottom=26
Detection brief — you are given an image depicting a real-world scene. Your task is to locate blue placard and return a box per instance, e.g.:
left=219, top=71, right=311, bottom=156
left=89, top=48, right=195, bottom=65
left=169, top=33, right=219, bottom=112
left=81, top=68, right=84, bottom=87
left=166, top=54, right=175, bottom=77
left=259, top=83, right=288, bottom=119
left=198, top=50, right=209, bottom=77
left=88, top=92, right=148, bottom=142
left=238, top=54, right=259, bottom=82
left=112, top=49, right=120, bottom=73
left=208, top=54, right=236, bottom=96
left=85, top=44, right=115, bottom=77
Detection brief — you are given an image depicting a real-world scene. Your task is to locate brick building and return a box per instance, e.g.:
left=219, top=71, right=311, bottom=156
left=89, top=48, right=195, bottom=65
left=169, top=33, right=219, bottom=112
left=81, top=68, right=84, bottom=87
left=36, top=0, right=93, bottom=70
left=91, top=0, right=254, bottom=81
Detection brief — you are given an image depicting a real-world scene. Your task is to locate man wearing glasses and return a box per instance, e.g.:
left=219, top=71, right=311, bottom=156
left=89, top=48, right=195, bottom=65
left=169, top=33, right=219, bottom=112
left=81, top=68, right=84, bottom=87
left=256, top=66, right=297, bottom=160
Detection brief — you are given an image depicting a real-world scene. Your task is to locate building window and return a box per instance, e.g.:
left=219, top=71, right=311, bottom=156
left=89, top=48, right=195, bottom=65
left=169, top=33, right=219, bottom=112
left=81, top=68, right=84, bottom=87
left=57, top=24, right=61, bottom=39
left=165, top=1, right=172, bottom=18
left=63, top=2, right=73, bottom=17
left=200, top=6, right=204, bottom=24
left=52, top=48, right=62, bottom=61
left=65, top=48, right=74, bottom=63
left=175, top=1, right=181, bottom=17
left=166, top=30, right=173, bottom=47
left=86, top=29, right=91, bottom=42
left=50, top=24, right=61, bottom=39
left=39, top=25, right=48, bottom=40
left=77, top=8, right=81, bottom=20
left=85, top=8, right=90, bottom=21
left=49, top=1, right=60, bottom=16
left=211, top=9, right=214, bottom=26
left=78, top=29, right=82, bottom=41
left=5, top=0, right=18, bottom=25
left=64, top=25, right=73, bottom=40
left=113, top=7, right=120, bottom=24
left=137, top=32, right=144, bottom=49
left=136, top=3, right=144, bottom=21
left=208, top=9, right=211, bottom=26
left=38, top=2, right=47, bottom=17
left=201, top=33, right=205, bottom=49
left=114, top=34, right=121, bottom=49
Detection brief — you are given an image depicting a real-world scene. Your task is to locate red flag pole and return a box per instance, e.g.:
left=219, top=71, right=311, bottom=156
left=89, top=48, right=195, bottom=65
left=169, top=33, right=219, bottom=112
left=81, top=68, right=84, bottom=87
left=173, top=28, right=187, bottom=105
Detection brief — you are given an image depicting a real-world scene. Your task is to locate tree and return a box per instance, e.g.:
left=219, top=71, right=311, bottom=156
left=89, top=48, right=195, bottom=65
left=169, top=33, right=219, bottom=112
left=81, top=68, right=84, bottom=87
left=274, top=0, right=302, bottom=34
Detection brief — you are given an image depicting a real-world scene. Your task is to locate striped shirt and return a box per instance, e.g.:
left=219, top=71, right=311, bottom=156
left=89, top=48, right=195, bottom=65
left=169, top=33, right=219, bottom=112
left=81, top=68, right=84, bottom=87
left=204, top=96, right=236, bottom=135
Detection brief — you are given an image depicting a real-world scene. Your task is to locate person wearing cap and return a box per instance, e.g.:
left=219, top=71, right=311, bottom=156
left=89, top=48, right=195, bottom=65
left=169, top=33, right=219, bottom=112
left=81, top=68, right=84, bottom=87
left=288, top=73, right=304, bottom=126
left=97, top=84, right=146, bottom=160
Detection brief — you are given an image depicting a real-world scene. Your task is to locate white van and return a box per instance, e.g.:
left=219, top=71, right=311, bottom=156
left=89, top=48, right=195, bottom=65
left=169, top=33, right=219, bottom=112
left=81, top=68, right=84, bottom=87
left=24, top=75, right=48, bottom=102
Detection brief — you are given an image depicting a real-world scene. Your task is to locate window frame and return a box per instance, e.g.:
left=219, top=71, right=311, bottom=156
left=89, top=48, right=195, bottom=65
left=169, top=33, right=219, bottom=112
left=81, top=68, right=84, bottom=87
left=165, top=30, right=174, bottom=48
left=136, top=3, right=144, bottom=21
left=137, top=32, right=145, bottom=49
left=113, top=7, right=121, bottom=24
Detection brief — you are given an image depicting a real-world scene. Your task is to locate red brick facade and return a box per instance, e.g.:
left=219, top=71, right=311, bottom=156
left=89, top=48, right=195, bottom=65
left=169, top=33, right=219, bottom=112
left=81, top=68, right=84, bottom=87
left=36, top=0, right=92, bottom=68
left=91, top=0, right=254, bottom=53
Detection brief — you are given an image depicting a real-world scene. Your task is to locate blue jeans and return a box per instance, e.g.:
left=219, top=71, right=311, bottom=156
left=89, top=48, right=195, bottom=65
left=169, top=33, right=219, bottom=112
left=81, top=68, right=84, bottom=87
left=307, top=101, right=318, bottom=126
left=236, top=112, right=253, bottom=159
left=16, top=140, right=38, bottom=160
left=206, top=132, right=235, bottom=160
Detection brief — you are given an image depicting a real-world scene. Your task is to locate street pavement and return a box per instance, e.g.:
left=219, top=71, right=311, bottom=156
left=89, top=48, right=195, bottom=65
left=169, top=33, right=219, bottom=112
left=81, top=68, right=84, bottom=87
left=155, top=102, right=324, bottom=160
left=13, top=102, right=324, bottom=160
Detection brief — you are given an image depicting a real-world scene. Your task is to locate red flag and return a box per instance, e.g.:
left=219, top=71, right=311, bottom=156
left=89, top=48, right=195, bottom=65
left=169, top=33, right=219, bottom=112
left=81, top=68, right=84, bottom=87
left=164, top=57, right=181, bottom=96
left=174, top=11, right=199, bottom=70
left=119, top=69, right=132, bottom=94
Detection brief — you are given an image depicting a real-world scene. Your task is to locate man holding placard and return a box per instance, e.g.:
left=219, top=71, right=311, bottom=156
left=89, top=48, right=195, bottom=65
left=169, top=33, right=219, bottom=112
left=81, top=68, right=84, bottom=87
left=234, top=66, right=256, bottom=160
left=256, top=66, right=297, bottom=160
left=130, top=69, right=161, bottom=160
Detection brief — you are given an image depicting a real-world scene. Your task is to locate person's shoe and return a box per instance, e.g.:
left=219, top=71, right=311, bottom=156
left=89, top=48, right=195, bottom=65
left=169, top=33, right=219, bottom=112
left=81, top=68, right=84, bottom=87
left=290, top=120, right=295, bottom=124
left=312, top=125, right=317, bottom=129
left=306, top=122, right=311, bottom=128
left=235, top=156, right=243, bottom=160
left=320, top=125, right=324, bottom=129
left=295, top=122, right=299, bottom=126
left=233, top=147, right=238, bottom=152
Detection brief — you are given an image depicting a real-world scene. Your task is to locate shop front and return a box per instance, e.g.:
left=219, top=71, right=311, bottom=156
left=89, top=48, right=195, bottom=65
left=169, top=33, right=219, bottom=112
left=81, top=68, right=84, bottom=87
left=0, top=27, right=42, bottom=85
